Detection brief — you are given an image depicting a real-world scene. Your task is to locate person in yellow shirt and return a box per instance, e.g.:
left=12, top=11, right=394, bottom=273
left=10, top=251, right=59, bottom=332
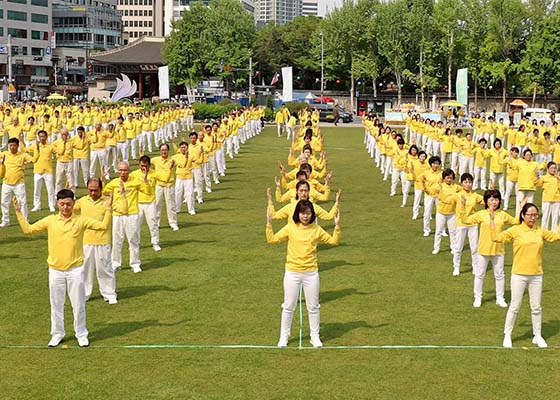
left=432, top=168, right=461, bottom=254
left=115, top=116, right=128, bottom=163
left=212, top=121, right=226, bottom=177
left=491, top=202, right=560, bottom=348
left=28, top=130, right=57, bottom=212
left=472, top=138, right=490, bottom=191
left=411, top=150, right=429, bottom=220
left=74, top=177, right=118, bottom=304
left=173, top=139, right=196, bottom=215
left=451, top=129, right=465, bottom=172
left=488, top=138, right=508, bottom=197
left=503, top=147, right=521, bottom=212
left=124, top=113, right=137, bottom=161
left=0, top=137, right=35, bottom=226
left=535, top=161, right=560, bottom=231
left=103, top=161, right=150, bottom=273
left=186, top=104, right=195, bottom=131
left=24, top=116, right=40, bottom=146
left=451, top=173, right=484, bottom=276
left=517, top=148, right=544, bottom=204
left=53, top=128, right=74, bottom=192
left=152, top=143, right=179, bottom=231
left=420, top=156, right=443, bottom=236
left=402, top=145, right=418, bottom=207
left=266, top=200, right=340, bottom=348
left=460, top=190, right=518, bottom=308
left=88, top=122, right=108, bottom=178
left=275, top=105, right=287, bottom=137
left=13, top=188, right=112, bottom=347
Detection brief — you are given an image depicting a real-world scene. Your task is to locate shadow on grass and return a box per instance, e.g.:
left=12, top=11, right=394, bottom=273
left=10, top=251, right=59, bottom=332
left=321, top=288, right=381, bottom=304
left=160, top=239, right=217, bottom=249
left=117, top=284, right=188, bottom=300
left=322, top=321, right=388, bottom=341
left=320, top=259, right=364, bottom=272
left=142, top=256, right=197, bottom=270
left=515, top=319, right=560, bottom=342
left=91, top=318, right=189, bottom=341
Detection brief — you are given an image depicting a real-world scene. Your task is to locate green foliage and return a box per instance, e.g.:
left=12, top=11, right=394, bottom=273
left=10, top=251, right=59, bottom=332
left=284, top=102, right=308, bottom=116
left=192, top=102, right=239, bottom=120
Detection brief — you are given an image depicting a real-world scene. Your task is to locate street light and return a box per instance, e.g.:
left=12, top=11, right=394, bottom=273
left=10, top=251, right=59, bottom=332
left=320, top=30, right=324, bottom=105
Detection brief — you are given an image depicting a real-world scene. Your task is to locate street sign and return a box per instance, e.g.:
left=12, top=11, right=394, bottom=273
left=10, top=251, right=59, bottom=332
left=45, top=46, right=51, bottom=55
left=0, top=45, right=7, bottom=54
left=8, top=84, right=16, bottom=93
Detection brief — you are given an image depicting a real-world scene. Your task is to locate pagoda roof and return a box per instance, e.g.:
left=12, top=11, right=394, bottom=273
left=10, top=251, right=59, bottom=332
left=90, top=37, right=165, bottom=66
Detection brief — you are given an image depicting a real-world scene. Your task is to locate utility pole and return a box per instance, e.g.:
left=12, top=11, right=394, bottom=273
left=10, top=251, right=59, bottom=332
left=248, top=56, right=253, bottom=99
left=7, top=34, right=13, bottom=85
left=320, top=31, right=324, bottom=105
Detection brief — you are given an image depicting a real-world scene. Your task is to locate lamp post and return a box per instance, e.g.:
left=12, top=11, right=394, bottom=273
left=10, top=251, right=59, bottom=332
left=320, top=30, right=324, bottom=105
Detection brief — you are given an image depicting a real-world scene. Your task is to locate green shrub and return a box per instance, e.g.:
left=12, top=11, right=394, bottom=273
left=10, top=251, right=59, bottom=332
left=285, top=102, right=308, bottom=116
left=193, top=103, right=240, bottom=120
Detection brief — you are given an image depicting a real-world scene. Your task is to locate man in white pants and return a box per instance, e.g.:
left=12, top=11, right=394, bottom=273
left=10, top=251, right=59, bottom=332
left=103, top=161, right=149, bottom=273
left=13, top=189, right=112, bottom=347
left=29, top=130, right=57, bottom=213
left=189, top=132, right=205, bottom=204
left=53, top=128, right=75, bottom=192
left=72, top=127, right=91, bottom=188
left=0, top=137, right=34, bottom=226
left=152, top=143, right=179, bottom=231
left=75, top=177, right=118, bottom=304
left=173, top=140, right=196, bottom=215
left=88, top=122, right=108, bottom=178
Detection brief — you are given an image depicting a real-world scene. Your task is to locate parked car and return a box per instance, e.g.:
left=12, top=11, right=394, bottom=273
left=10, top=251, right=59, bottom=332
left=313, top=104, right=353, bottom=123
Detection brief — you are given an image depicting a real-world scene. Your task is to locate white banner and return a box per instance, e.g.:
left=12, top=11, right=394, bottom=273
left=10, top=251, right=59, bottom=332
left=281, top=66, right=292, bottom=102
left=158, top=66, right=170, bottom=100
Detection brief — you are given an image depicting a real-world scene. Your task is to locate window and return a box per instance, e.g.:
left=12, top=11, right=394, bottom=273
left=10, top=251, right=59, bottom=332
left=31, top=47, right=43, bottom=56
left=22, top=47, right=28, bottom=55
left=32, top=66, right=48, bottom=76
left=31, top=0, right=48, bottom=6
left=7, top=10, right=27, bottom=21
left=0, top=10, right=3, bottom=18
left=0, top=28, right=3, bottom=36
left=31, top=13, right=48, bottom=24
left=8, top=0, right=27, bottom=4
left=31, top=30, right=48, bottom=40
left=8, top=28, right=27, bottom=38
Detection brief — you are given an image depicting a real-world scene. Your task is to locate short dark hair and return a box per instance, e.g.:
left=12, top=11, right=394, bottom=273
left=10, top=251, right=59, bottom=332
left=442, top=168, right=455, bottom=179
left=8, top=137, right=19, bottom=145
left=428, top=156, right=441, bottom=166
left=510, top=147, right=519, bottom=154
left=295, top=180, right=310, bottom=200
left=292, top=200, right=316, bottom=224
left=189, top=132, right=198, bottom=138
left=520, top=202, right=539, bottom=224
left=139, top=155, right=151, bottom=164
left=159, top=143, right=170, bottom=150
left=483, top=189, right=501, bottom=209
left=460, top=173, right=473, bottom=182
left=179, top=141, right=188, bottom=147
left=56, top=189, right=75, bottom=201
left=86, top=177, right=103, bottom=189
left=493, top=138, right=502, bottom=147
left=523, top=148, right=533, bottom=157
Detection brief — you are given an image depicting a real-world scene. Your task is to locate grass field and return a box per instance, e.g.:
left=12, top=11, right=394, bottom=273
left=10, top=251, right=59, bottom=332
left=2, top=125, right=560, bottom=399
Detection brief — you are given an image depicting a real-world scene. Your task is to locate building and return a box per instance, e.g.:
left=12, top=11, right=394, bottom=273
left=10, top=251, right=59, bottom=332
left=0, top=0, right=53, bottom=98
left=255, top=0, right=301, bottom=27
left=52, top=0, right=122, bottom=91
left=301, top=0, right=318, bottom=16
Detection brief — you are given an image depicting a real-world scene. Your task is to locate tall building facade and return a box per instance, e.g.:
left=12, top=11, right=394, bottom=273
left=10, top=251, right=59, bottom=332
left=116, top=0, right=164, bottom=43
left=0, top=0, right=53, bottom=96
left=52, top=0, right=122, bottom=87
left=301, top=0, right=318, bottom=16
left=255, top=0, right=301, bottom=26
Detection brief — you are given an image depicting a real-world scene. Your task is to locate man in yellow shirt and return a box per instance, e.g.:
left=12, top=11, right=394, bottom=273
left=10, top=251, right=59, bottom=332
left=103, top=161, right=150, bottom=273
left=88, top=122, right=108, bottom=178
left=189, top=132, right=205, bottom=204
left=13, top=189, right=112, bottom=347
left=72, top=126, right=91, bottom=188
left=53, top=128, right=74, bottom=192
left=74, top=177, right=117, bottom=304
left=28, top=130, right=57, bottom=212
left=152, top=143, right=179, bottom=231
left=1, top=137, right=34, bottom=226
left=275, top=105, right=287, bottom=137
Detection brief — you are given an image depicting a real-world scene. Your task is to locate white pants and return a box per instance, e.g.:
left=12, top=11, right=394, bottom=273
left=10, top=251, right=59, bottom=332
left=83, top=244, right=117, bottom=302
left=111, top=214, right=141, bottom=269
left=106, top=146, right=118, bottom=172
left=192, top=167, right=203, bottom=202
left=55, top=162, right=74, bottom=192
left=277, top=123, right=284, bottom=136
left=73, top=158, right=89, bottom=187
left=541, top=201, right=559, bottom=231
left=33, top=173, right=55, bottom=210
left=89, top=149, right=108, bottom=178
left=49, top=265, right=88, bottom=339
left=474, top=254, right=505, bottom=300
left=453, top=225, right=479, bottom=270
left=202, top=162, right=212, bottom=191
left=423, top=195, right=438, bottom=235
left=1, top=182, right=28, bottom=224
left=433, top=213, right=457, bottom=252
left=451, top=152, right=460, bottom=172
left=390, top=169, right=405, bottom=196
left=503, top=181, right=519, bottom=211
left=504, top=274, right=543, bottom=337
left=175, top=178, right=195, bottom=214
left=489, top=172, right=505, bottom=197
left=155, top=185, right=178, bottom=227
left=280, top=271, right=320, bottom=338
left=473, top=167, right=487, bottom=190
left=208, top=155, right=219, bottom=183
left=117, top=141, right=128, bottom=162
left=215, top=149, right=225, bottom=174
left=459, top=156, right=474, bottom=176
left=138, top=202, right=160, bottom=245
left=127, top=138, right=137, bottom=160
left=412, top=189, right=423, bottom=219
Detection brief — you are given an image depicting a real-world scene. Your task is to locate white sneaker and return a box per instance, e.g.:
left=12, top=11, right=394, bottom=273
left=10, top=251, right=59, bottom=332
left=131, top=265, right=142, bottom=273
left=170, top=224, right=179, bottom=231
left=0, top=222, right=9, bottom=228
left=532, top=336, right=548, bottom=348
left=452, top=267, right=460, bottom=276
left=189, top=211, right=196, bottom=215
left=197, top=199, right=203, bottom=204
left=31, top=206, right=40, bottom=212
left=48, top=334, right=65, bottom=347
left=496, top=298, right=508, bottom=308
left=473, top=298, right=482, bottom=308
left=152, top=244, right=161, bottom=252
left=108, top=298, right=118, bottom=305
left=206, top=188, right=212, bottom=193
left=423, top=232, right=430, bottom=237
left=214, top=180, right=220, bottom=184
left=503, top=335, right=512, bottom=348
left=277, top=335, right=289, bottom=348
left=432, top=249, right=439, bottom=255
left=219, top=172, right=225, bottom=177
left=310, top=335, right=323, bottom=348
left=77, top=336, right=89, bottom=347
left=400, top=204, right=405, bottom=208
left=442, top=231, right=448, bottom=237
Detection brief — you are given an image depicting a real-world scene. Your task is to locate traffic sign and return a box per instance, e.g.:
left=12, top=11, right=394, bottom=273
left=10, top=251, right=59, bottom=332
left=0, top=45, right=7, bottom=54
left=45, top=46, right=51, bottom=55
left=8, top=84, right=16, bottom=93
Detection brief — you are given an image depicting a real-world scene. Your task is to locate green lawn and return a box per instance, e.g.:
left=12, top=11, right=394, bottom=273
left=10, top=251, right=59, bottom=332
left=1, top=125, right=560, bottom=399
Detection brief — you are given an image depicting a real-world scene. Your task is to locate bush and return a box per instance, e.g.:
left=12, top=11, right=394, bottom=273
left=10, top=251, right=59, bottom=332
left=192, top=103, right=239, bottom=120
left=285, top=102, right=308, bottom=117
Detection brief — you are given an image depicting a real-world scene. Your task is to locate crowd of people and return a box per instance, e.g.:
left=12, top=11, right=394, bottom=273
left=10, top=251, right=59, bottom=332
left=266, top=108, right=341, bottom=348
left=0, top=100, right=265, bottom=347
left=363, top=111, right=560, bottom=348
